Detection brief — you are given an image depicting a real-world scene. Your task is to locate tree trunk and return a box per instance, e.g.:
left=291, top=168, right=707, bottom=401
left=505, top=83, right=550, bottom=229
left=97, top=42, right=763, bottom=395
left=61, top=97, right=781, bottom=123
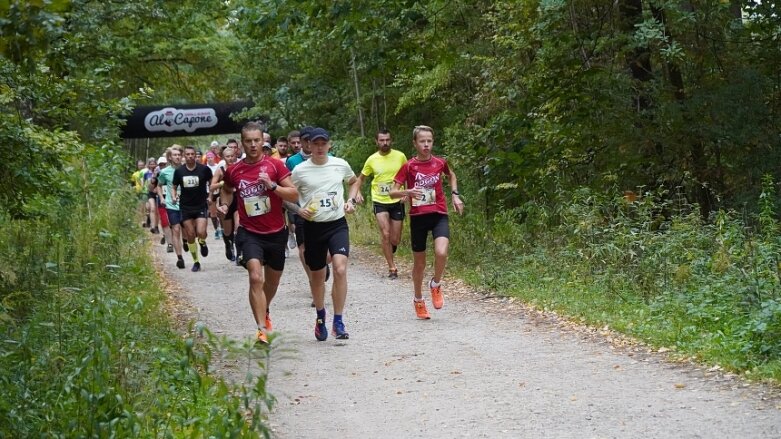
left=349, top=48, right=365, bottom=137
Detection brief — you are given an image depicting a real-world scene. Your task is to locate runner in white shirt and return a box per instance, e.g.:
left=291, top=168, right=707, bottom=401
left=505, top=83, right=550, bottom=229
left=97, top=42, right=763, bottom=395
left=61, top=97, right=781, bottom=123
left=292, top=128, right=361, bottom=341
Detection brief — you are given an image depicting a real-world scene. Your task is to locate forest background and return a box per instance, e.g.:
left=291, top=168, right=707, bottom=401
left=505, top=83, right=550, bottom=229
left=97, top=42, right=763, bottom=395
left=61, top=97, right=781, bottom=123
left=1, top=0, right=780, bottom=436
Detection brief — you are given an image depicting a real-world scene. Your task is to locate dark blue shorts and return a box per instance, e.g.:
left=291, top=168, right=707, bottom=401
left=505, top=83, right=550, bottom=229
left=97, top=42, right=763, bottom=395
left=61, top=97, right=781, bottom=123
left=166, top=208, right=182, bottom=226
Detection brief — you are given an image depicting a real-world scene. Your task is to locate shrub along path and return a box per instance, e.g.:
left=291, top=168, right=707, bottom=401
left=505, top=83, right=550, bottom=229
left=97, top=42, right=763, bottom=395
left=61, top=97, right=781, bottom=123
left=153, top=234, right=780, bottom=438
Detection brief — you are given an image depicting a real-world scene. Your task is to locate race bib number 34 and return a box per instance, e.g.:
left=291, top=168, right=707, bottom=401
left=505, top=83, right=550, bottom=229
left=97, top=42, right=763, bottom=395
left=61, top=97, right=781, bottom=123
left=378, top=182, right=392, bottom=195
left=244, top=196, right=270, bottom=217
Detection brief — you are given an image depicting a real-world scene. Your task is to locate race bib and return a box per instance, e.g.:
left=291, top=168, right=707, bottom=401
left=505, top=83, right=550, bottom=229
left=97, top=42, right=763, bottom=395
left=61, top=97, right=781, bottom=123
left=305, top=192, right=338, bottom=213
left=377, top=182, right=392, bottom=195
left=183, top=176, right=199, bottom=188
left=412, top=187, right=436, bottom=207
left=244, top=195, right=270, bottom=217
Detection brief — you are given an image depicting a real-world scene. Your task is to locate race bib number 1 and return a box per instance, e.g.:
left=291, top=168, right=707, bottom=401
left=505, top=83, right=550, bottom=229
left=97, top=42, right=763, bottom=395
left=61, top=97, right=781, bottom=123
left=412, top=187, right=436, bottom=207
left=244, top=195, right=270, bottom=217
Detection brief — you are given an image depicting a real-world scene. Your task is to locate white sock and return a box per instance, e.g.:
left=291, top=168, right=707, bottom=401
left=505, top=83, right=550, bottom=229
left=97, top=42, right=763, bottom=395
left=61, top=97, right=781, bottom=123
left=429, top=279, right=441, bottom=288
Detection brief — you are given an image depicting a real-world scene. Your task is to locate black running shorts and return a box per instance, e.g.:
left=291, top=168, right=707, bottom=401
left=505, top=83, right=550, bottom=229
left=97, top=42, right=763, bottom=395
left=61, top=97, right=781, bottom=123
left=235, top=226, right=288, bottom=271
left=373, top=201, right=405, bottom=221
left=181, top=208, right=208, bottom=222
left=409, top=213, right=450, bottom=252
left=302, top=217, right=349, bottom=271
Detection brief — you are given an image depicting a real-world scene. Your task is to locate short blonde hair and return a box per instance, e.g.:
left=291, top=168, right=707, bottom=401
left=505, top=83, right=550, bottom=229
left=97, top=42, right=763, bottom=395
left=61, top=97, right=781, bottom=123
left=412, top=125, right=434, bottom=141
left=166, top=144, right=184, bottom=161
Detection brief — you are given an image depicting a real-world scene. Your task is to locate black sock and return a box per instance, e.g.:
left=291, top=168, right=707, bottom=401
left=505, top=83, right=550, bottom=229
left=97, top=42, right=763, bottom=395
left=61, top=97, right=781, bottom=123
left=392, top=245, right=397, bottom=254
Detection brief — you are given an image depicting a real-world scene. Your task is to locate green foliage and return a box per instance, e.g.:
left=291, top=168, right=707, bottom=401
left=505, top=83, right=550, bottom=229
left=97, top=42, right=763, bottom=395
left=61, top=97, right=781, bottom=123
left=0, top=147, right=274, bottom=436
left=446, top=180, right=781, bottom=380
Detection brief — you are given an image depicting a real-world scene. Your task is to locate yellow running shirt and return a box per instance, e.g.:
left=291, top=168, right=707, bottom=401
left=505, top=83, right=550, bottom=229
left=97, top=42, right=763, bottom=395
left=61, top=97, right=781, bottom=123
left=360, top=149, right=407, bottom=204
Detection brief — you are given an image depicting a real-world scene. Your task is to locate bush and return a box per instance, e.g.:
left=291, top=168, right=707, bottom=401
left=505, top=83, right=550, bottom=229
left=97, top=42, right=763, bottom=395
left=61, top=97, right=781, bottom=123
left=0, top=143, right=274, bottom=437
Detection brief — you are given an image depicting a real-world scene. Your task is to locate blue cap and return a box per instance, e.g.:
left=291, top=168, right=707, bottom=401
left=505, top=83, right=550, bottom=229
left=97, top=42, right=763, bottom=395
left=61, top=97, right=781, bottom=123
left=300, top=126, right=314, bottom=140
left=309, top=127, right=330, bottom=141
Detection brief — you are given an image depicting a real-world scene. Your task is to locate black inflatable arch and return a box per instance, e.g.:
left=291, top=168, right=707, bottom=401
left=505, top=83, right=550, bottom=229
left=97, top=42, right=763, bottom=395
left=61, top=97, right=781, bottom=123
left=120, top=101, right=253, bottom=139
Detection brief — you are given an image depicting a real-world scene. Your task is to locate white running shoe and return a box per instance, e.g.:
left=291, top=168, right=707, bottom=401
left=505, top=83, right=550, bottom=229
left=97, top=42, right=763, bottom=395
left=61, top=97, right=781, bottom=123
left=287, top=234, right=296, bottom=250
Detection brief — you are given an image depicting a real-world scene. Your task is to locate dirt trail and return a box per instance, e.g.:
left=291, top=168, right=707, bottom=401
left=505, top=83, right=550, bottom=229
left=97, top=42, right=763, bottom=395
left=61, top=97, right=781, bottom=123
left=154, top=234, right=781, bottom=438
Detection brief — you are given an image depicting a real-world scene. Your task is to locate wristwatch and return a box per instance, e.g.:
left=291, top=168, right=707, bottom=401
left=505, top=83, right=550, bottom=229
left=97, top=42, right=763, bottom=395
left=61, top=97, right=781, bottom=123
left=451, top=190, right=460, bottom=196
left=269, top=183, right=278, bottom=191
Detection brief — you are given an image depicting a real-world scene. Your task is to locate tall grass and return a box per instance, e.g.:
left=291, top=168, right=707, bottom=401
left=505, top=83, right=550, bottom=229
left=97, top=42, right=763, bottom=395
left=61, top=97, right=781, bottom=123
left=451, top=180, right=781, bottom=380
left=349, top=176, right=781, bottom=382
left=0, top=145, right=274, bottom=437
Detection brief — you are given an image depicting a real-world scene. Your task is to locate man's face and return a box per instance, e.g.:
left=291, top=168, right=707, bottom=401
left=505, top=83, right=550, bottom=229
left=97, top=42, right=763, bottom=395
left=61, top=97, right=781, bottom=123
left=376, top=133, right=392, bottom=153
left=137, top=160, right=145, bottom=170
left=288, top=137, right=301, bottom=154
left=184, top=148, right=197, bottom=166
left=276, top=140, right=288, bottom=155
left=241, top=129, right=264, bottom=160
left=170, top=149, right=182, bottom=166
left=263, top=132, right=272, bottom=143
left=227, top=141, right=241, bottom=155
left=301, top=138, right=312, bottom=155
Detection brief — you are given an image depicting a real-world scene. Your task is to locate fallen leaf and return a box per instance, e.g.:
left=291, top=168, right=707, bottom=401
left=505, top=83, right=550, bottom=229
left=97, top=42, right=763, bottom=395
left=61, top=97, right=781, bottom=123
left=674, top=383, right=686, bottom=389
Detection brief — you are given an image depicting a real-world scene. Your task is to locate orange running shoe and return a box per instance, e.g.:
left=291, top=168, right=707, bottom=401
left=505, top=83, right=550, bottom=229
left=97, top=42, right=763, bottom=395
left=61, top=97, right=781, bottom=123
left=255, top=329, right=269, bottom=345
left=414, top=300, right=431, bottom=319
left=265, top=312, right=273, bottom=332
left=430, top=281, right=444, bottom=309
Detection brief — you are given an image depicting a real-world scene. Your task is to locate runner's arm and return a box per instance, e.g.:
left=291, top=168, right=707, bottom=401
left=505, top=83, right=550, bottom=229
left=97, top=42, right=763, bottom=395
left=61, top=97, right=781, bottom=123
left=390, top=182, right=421, bottom=200
left=345, top=175, right=360, bottom=213
left=447, top=168, right=465, bottom=215
left=352, top=173, right=367, bottom=204
left=270, top=175, right=299, bottom=203
left=217, top=179, right=234, bottom=215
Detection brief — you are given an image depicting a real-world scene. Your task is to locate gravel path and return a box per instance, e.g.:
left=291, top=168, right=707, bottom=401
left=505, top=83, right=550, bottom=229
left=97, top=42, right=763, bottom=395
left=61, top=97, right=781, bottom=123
left=154, top=233, right=781, bottom=438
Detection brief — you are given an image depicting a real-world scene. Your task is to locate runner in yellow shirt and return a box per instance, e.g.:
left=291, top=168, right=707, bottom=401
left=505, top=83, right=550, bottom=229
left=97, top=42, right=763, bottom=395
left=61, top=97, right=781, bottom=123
left=355, top=129, right=408, bottom=278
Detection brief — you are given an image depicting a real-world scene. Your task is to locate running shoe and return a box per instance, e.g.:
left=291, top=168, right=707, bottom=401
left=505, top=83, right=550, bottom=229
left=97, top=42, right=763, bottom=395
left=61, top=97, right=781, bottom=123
left=388, top=269, right=398, bottom=280
left=200, top=242, right=209, bottom=257
left=225, top=244, right=235, bottom=261
left=183, top=240, right=189, bottom=252
left=176, top=258, right=185, bottom=269
left=265, top=312, right=273, bottom=332
left=287, top=234, right=296, bottom=250
left=314, top=318, right=328, bottom=341
left=160, top=236, right=166, bottom=245
left=332, top=320, right=349, bottom=339
left=414, top=300, right=431, bottom=319
left=191, top=262, right=201, bottom=272
left=166, top=244, right=174, bottom=253
left=285, top=247, right=290, bottom=258
left=430, top=281, right=444, bottom=309
left=150, top=227, right=159, bottom=234
left=256, top=329, right=268, bottom=345
left=325, top=264, right=331, bottom=282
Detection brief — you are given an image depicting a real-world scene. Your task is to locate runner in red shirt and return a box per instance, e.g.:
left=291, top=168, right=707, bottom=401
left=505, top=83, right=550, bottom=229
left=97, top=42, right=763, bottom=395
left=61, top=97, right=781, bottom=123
left=218, top=121, right=299, bottom=344
left=390, top=125, right=465, bottom=319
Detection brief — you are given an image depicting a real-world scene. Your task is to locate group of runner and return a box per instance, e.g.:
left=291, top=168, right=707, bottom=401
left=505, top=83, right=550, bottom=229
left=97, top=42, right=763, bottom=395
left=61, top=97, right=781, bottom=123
left=138, top=122, right=464, bottom=344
